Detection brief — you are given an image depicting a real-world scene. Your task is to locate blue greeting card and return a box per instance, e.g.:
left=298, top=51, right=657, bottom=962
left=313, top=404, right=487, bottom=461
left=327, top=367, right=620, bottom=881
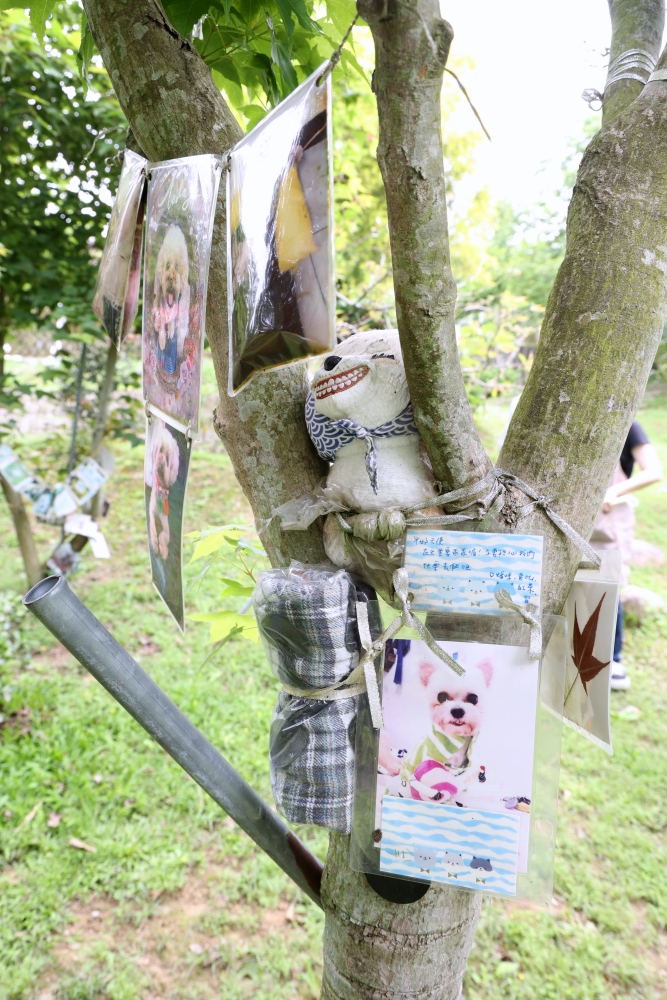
left=404, top=529, right=543, bottom=614
left=379, top=797, right=521, bottom=895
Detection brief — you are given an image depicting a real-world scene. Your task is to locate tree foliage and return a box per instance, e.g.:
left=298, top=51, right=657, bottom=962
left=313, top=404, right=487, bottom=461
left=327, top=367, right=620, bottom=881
left=0, top=8, right=126, bottom=340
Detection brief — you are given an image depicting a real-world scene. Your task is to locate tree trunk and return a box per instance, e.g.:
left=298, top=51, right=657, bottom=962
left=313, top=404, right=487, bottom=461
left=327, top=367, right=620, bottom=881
left=0, top=476, right=41, bottom=588
left=499, top=57, right=667, bottom=614
left=358, top=0, right=489, bottom=492
left=78, top=0, right=667, bottom=996
left=602, top=0, right=664, bottom=124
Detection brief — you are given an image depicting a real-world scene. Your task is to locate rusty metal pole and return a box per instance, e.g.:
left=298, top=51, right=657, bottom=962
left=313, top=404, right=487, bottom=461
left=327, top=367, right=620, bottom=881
left=23, top=575, right=323, bottom=907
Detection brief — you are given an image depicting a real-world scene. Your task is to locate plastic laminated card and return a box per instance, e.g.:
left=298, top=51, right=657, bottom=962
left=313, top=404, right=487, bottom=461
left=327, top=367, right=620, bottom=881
left=0, top=444, right=41, bottom=500
left=562, top=550, right=621, bottom=753
left=143, top=154, right=222, bottom=435
left=92, top=149, right=147, bottom=348
left=403, top=529, right=543, bottom=615
left=351, top=609, right=566, bottom=904
left=144, top=415, right=191, bottom=631
left=227, top=63, right=335, bottom=395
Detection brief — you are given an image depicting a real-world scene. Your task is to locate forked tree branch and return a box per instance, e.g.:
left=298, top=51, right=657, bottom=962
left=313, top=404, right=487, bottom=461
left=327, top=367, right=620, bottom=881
left=500, top=44, right=667, bottom=613
left=603, top=0, right=664, bottom=124
left=83, top=0, right=327, bottom=566
left=357, top=0, right=491, bottom=493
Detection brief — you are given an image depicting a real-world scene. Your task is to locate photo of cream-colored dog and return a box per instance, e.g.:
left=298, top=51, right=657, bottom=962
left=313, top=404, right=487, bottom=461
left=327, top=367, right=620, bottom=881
left=151, top=224, right=191, bottom=374
left=147, top=421, right=180, bottom=560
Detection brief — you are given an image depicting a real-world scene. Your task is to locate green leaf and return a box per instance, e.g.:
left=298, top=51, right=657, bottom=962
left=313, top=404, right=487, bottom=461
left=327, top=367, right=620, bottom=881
left=273, top=0, right=295, bottom=36
left=240, top=104, right=268, bottom=129
left=284, top=0, right=319, bottom=33
left=187, top=610, right=259, bottom=643
left=163, top=0, right=212, bottom=35
left=0, top=1, right=23, bottom=10
left=187, top=524, right=252, bottom=562
left=29, top=0, right=57, bottom=42
left=268, top=21, right=298, bottom=93
left=339, top=44, right=367, bottom=83
left=211, top=68, right=244, bottom=110
left=324, top=0, right=355, bottom=37
left=76, top=13, right=96, bottom=86
left=219, top=577, right=255, bottom=598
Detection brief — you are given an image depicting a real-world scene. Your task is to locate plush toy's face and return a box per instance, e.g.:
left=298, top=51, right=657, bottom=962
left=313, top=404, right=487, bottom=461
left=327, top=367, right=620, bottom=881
left=312, top=330, right=409, bottom=428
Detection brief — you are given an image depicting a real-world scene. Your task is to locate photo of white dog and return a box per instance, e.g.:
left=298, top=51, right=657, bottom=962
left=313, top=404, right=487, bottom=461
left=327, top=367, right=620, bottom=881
left=144, top=416, right=190, bottom=630
left=142, top=156, right=220, bottom=435
left=151, top=224, right=191, bottom=377
left=377, top=638, right=539, bottom=815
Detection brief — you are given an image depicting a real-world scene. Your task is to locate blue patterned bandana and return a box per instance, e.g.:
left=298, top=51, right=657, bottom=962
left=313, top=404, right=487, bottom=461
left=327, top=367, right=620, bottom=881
left=305, top=391, right=419, bottom=494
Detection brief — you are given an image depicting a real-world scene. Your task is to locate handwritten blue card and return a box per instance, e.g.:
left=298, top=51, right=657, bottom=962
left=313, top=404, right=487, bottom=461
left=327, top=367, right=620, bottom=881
left=404, top=529, right=543, bottom=614
left=379, top=797, right=520, bottom=896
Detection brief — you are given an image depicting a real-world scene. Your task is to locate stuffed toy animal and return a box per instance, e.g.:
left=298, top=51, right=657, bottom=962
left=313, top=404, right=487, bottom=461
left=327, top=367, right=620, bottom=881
left=306, top=329, right=437, bottom=598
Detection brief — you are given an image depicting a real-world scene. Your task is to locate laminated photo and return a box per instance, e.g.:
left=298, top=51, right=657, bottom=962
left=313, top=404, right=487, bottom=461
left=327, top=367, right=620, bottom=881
left=143, top=154, right=221, bottom=434
left=376, top=637, right=539, bottom=895
left=563, top=551, right=621, bottom=753
left=227, top=64, right=335, bottom=395
left=144, top=416, right=191, bottom=630
left=0, top=444, right=41, bottom=499
left=69, top=457, right=108, bottom=507
left=92, top=149, right=147, bottom=347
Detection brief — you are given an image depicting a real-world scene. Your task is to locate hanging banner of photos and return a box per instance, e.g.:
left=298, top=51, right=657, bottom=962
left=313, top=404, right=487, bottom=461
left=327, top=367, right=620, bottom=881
left=143, top=154, right=221, bottom=436
left=92, top=149, right=147, bottom=348
left=227, top=63, right=335, bottom=395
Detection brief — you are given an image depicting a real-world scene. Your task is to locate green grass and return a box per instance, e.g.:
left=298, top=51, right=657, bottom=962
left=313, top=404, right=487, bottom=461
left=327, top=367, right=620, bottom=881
left=1, top=383, right=667, bottom=998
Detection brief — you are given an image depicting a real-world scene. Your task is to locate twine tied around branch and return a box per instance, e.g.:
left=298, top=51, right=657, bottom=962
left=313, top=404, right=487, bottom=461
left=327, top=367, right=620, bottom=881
left=316, top=13, right=359, bottom=86
left=493, top=588, right=542, bottom=659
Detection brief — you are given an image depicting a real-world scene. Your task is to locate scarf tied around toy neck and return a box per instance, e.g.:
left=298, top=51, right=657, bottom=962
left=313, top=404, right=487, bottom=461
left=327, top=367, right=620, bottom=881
left=305, top=392, right=418, bottom=494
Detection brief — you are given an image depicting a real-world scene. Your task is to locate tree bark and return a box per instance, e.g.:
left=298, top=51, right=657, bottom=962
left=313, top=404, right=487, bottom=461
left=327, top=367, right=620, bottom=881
left=499, top=58, right=667, bottom=613
left=357, top=0, right=490, bottom=492
left=321, top=833, right=480, bottom=1000
left=83, top=0, right=326, bottom=566
left=602, top=0, right=663, bottom=124
left=0, top=475, right=41, bottom=588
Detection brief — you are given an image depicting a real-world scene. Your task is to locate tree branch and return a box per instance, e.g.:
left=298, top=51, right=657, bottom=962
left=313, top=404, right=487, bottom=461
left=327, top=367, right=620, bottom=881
left=602, top=0, right=664, bottom=124
left=500, top=55, right=667, bottom=613
left=357, top=0, right=490, bottom=492
left=83, top=0, right=327, bottom=565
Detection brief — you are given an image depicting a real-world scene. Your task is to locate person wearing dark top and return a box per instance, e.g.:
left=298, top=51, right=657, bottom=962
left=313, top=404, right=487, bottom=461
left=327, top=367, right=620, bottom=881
left=591, top=421, right=662, bottom=690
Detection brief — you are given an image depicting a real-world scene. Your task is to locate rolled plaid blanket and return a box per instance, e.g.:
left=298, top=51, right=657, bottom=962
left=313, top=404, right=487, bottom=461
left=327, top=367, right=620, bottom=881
left=253, top=563, right=379, bottom=832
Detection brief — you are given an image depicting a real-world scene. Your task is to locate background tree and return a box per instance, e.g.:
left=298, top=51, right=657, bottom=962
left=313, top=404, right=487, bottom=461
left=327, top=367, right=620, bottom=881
left=6, top=0, right=667, bottom=995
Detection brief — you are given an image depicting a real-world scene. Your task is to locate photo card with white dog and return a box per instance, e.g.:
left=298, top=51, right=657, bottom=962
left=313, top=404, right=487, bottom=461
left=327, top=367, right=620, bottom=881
left=92, top=149, right=147, bottom=348
left=144, top=416, right=191, bottom=631
left=143, top=154, right=221, bottom=434
left=375, top=636, right=540, bottom=892
left=227, top=64, right=335, bottom=395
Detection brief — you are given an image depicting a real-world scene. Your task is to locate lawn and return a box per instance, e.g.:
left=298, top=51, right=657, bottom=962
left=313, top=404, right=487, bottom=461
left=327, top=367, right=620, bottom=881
left=1, top=370, right=666, bottom=1000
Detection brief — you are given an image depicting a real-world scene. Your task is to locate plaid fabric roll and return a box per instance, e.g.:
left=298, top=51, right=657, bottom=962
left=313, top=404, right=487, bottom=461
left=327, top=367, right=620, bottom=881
left=252, top=563, right=359, bottom=688
left=253, top=563, right=365, bottom=833
left=269, top=691, right=357, bottom=832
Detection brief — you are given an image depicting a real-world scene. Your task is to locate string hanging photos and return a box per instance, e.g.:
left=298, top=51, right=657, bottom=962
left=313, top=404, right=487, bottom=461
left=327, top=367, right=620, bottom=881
left=227, top=64, right=335, bottom=395
left=92, top=150, right=148, bottom=348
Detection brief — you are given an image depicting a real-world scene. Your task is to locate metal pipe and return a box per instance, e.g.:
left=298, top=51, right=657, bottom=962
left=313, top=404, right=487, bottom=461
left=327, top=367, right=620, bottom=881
left=23, top=576, right=323, bottom=907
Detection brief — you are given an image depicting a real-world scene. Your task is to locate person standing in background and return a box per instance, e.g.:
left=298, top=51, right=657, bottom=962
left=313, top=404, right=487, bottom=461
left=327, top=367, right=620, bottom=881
left=591, top=422, right=663, bottom=691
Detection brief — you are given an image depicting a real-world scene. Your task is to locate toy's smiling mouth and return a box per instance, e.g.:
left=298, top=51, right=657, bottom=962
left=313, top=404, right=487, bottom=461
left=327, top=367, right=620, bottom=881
left=313, top=364, right=369, bottom=400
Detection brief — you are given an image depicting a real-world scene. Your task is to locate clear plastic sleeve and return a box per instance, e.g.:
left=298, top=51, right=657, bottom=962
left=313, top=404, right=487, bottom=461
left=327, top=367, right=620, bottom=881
left=562, top=550, right=621, bottom=753
left=142, top=154, right=222, bottom=435
left=227, top=64, right=335, bottom=395
left=253, top=563, right=380, bottom=832
left=92, top=149, right=147, bottom=348
left=350, top=612, right=566, bottom=905
left=144, top=415, right=192, bottom=631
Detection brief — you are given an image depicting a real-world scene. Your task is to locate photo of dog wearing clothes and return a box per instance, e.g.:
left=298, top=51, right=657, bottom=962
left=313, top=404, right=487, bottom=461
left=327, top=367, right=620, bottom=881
left=144, top=417, right=191, bottom=630
left=142, top=156, right=220, bottom=433
left=376, top=637, right=540, bottom=874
